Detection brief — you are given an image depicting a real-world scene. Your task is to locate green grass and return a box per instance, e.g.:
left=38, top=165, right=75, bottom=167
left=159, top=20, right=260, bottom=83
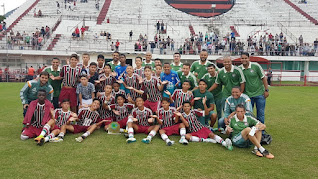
left=0, top=83, right=318, bottom=178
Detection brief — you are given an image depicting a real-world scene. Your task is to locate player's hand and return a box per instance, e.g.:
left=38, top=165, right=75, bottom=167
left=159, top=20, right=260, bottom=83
left=97, top=92, right=102, bottom=97
left=95, top=80, right=100, bottom=84
left=176, top=105, right=183, bottom=111
left=226, top=126, right=233, bottom=133
left=161, top=80, right=168, bottom=85
left=111, top=72, right=117, bottom=77
left=50, top=74, right=55, bottom=80
left=113, top=110, right=120, bottom=116
left=202, top=96, right=207, bottom=105
left=224, top=118, right=230, bottom=125
left=174, top=111, right=182, bottom=117
left=126, top=86, right=134, bottom=90
left=264, top=91, right=269, bottom=98
left=71, top=112, right=78, bottom=118
left=194, top=97, right=201, bottom=101
left=194, top=72, right=198, bottom=77
left=117, top=79, right=124, bottom=84
left=83, top=104, right=89, bottom=108
left=150, top=115, right=158, bottom=119
left=133, top=118, right=138, bottom=123
left=164, top=90, right=171, bottom=96
left=187, top=91, right=193, bottom=96
left=23, top=104, right=29, bottom=109
left=175, top=81, right=180, bottom=87
left=138, top=76, right=143, bottom=83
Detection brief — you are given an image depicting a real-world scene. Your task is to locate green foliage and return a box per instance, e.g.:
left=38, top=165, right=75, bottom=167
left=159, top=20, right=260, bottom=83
left=0, top=83, right=317, bottom=178
left=0, top=15, right=5, bottom=23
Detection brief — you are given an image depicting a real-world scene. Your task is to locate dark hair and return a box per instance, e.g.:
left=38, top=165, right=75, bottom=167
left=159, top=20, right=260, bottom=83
left=113, top=51, right=120, bottom=55
left=232, top=86, right=241, bottom=91
left=183, top=63, right=191, bottom=67
left=144, top=66, right=152, bottom=70
left=155, top=64, right=162, bottom=68
left=113, top=81, right=120, bottom=85
left=89, top=62, right=97, bottom=67
left=70, top=54, right=79, bottom=60
left=52, top=57, right=60, bottom=61
left=38, top=89, right=47, bottom=95
left=161, top=97, right=170, bottom=103
left=82, top=53, right=89, bottom=57
left=135, top=96, right=144, bottom=101
left=40, top=71, right=49, bottom=77
left=154, top=58, right=161, bottom=62
left=80, top=74, right=88, bottom=78
left=207, top=63, right=216, bottom=68
left=104, top=63, right=111, bottom=69
left=93, top=98, right=102, bottom=104
left=61, top=99, right=70, bottom=104
left=182, top=101, right=191, bottom=106
left=201, top=49, right=208, bottom=52
left=235, top=104, right=246, bottom=111
left=97, top=54, right=105, bottom=60
left=241, top=52, right=250, bottom=57
left=174, top=52, right=181, bottom=56
left=183, top=79, right=191, bottom=87
left=115, top=94, right=126, bottom=102
left=199, top=79, right=207, bottom=85
left=135, top=56, right=142, bottom=61
left=164, top=62, right=170, bottom=65
left=120, top=54, right=126, bottom=58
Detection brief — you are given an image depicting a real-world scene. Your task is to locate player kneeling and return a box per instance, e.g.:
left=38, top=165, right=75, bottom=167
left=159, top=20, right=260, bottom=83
left=226, top=104, right=274, bottom=159
left=52, top=98, right=107, bottom=142
left=176, top=100, right=233, bottom=150
left=152, top=98, right=188, bottom=146
left=126, top=97, right=160, bottom=144
left=34, top=99, right=78, bottom=145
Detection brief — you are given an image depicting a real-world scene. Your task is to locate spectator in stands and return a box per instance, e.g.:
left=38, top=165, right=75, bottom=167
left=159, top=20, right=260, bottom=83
left=115, top=40, right=120, bottom=51
left=299, top=35, right=303, bottom=46
left=314, top=38, right=318, bottom=52
left=75, top=26, right=80, bottom=40
left=171, top=39, right=175, bottom=51
left=38, top=10, right=42, bottom=17
left=149, top=41, right=155, bottom=54
left=81, top=26, right=86, bottom=40
left=160, top=21, right=164, bottom=34
left=27, top=66, right=35, bottom=81
left=129, top=30, right=133, bottom=41
left=156, top=21, right=160, bottom=33
left=110, top=42, right=115, bottom=51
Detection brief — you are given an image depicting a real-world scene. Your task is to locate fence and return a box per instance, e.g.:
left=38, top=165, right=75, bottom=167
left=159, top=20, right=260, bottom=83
left=271, top=75, right=318, bottom=86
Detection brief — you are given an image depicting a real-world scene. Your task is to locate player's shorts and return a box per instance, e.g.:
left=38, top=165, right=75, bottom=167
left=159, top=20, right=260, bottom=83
left=232, top=132, right=253, bottom=148
left=59, top=87, right=77, bottom=107
left=82, top=99, right=93, bottom=106
left=116, top=117, right=128, bottom=128
left=136, top=125, right=150, bottom=134
left=21, top=126, right=43, bottom=138
left=190, top=127, right=212, bottom=139
left=73, top=125, right=90, bottom=134
left=144, top=100, right=160, bottom=113
left=52, top=125, right=61, bottom=131
left=161, top=124, right=180, bottom=136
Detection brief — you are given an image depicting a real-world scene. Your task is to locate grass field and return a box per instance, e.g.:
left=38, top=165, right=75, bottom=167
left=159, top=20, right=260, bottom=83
left=0, top=83, right=318, bottom=179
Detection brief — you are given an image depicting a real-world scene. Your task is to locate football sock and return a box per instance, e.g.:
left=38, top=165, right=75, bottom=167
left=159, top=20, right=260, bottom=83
left=147, top=130, right=157, bottom=140
left=40, top=124, right=51, bottom=136
left=161, top=133, right=170, bottom=143
left=201, top=138, right=216, bottom=143
left=214, top=135, right=226, bottom=146
left=190, top=136, right=200, bottom=142
left=254, top=146, right=258, bottom=150
left=128, top=127, right=134, bottom=138
left=58, top=132, right=65, bottom=139
left=82, top=131, right=90, bottom=139
left=180, top=128, right=186, bottom=139
left=45, top=133, right=55, bottom=142
left=119, top=128, right=125, bottom=133
left=259, top=146, right=265, bottom=153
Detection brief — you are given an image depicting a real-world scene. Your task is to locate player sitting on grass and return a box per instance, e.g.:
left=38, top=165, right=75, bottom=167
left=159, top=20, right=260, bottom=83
left=34, top=99, right=78, bottom=145
left=175, top=100, right=233, bottom=150
left=164, top=80, right=193, bottom=110
left=152, top=98, right=188, bottom=146
left=52, top=98, right=107, bottom=143
left=126, top=97, right=160, bottom=144
left=21, top=89, right=54, bottom=141
left=226, top=104, right=274, bottom=159
left=107, top=94, right=134, bottom=131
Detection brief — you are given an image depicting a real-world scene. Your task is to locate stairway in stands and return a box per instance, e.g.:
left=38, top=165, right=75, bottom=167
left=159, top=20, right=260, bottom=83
left=47, top=34, right=61, bottom=51
left=230, top=26, right=240, bottom=37
left=97, top=0, right=112, bottom=24
left=283, top=0, right=318, bottom=25
left=6, top=0, right=41, bottom=32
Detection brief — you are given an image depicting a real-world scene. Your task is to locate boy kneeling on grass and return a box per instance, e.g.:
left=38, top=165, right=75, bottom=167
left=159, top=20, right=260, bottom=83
left=226, top=104, right=274, bottom=159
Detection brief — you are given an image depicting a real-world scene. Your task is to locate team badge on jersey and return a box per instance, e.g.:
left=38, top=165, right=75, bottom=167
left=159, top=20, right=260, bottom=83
left=250, top=69, right=254, bottom=73
left=232, top=74, right=236, bottom=77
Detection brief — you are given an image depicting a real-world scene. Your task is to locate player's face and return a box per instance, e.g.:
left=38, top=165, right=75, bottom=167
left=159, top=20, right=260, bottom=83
left=240, top=55, right=249, bottom=65
left=182, top=65, right=190, bottom=75
left=145, top=53, right=152, bottom=61
left=136, top=98, right=144, bottom=107
left=155, top=60, right=161, bottom=66
left=144, top=68, right=152, bottom=77
left=236, top=107, right=246, bottom=119
left=120, top=56, right=126, bottom=64
left=104, top=66, right=111, bottom=74
left=82, top=55, right=90, bottom=63
left=70, top=57, right=78, bottom=67
left=173, top=54, right=180, bottom=63
left=155, top=66, right=162, bottom=75
left=97, top=59, right=104, bottom=66
left=183, top=103, right=191, bottom=113
left=80, top=77, right=88, bottom=85
left=135, top=58, right=142, bottom=66
left=231, top=88, right=241, bottom=99
left=198, top=81, right=207, bottom=91
left=89, top=65, right=97, bottom=73
left=223, top=58, right=232, bottom=69
left=200, top=51, right=208, bottom=61
left=91, top=100, right=101, bottom=110
left=113, top=83, right=120, bottom=91
left=52, top=59, right=60, bottom=68
left=116, top=96, right=125, bottom=106
left=161, top=100, right=170, bottom=109
left=113, top=53, right=120, bottom=62
left=39, top=75, right=49, bottom=85
left=163, top=64, right=171, bottom=74
left=37, top=91, right=46, bottom=102
left=126, top=66, right=133, bottom=75
left=207, top=67, right=215, bottom=75
left=61, top=101, right=70, bottom=110
left=182, top=82, right=190, bottom=90
left=105, top=85, right=112, bottom=94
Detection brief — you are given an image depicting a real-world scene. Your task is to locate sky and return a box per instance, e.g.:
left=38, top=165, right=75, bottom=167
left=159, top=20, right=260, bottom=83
left=0, top=0, right=27, bottom=15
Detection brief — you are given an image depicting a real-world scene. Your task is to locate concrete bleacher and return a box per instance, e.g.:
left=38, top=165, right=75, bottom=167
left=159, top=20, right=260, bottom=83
left=288, top=0, right=318, bottom=25
left=4, top=0, right=37, bottom=27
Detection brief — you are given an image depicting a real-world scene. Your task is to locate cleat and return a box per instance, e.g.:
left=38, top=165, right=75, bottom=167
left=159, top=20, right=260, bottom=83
left=49, top=137, right=63, bottom=142
left=34, top=135, right=44, bottom=143
left=225, top=138, right=233, bottom=151
left=141, top=138, right=151, bottom=144
left=37, top=138, right=45, bottom=146
left=179, top=138, right=189, bottom=145
left=262, top=150, right=274, bottom=159
left=166, top=140, right=175, bottom=146
left=252, top=149, right=263, bottom=157
left=75, top=136, right=83, bottom=143
left=126, top=137, right=136, bottom=143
